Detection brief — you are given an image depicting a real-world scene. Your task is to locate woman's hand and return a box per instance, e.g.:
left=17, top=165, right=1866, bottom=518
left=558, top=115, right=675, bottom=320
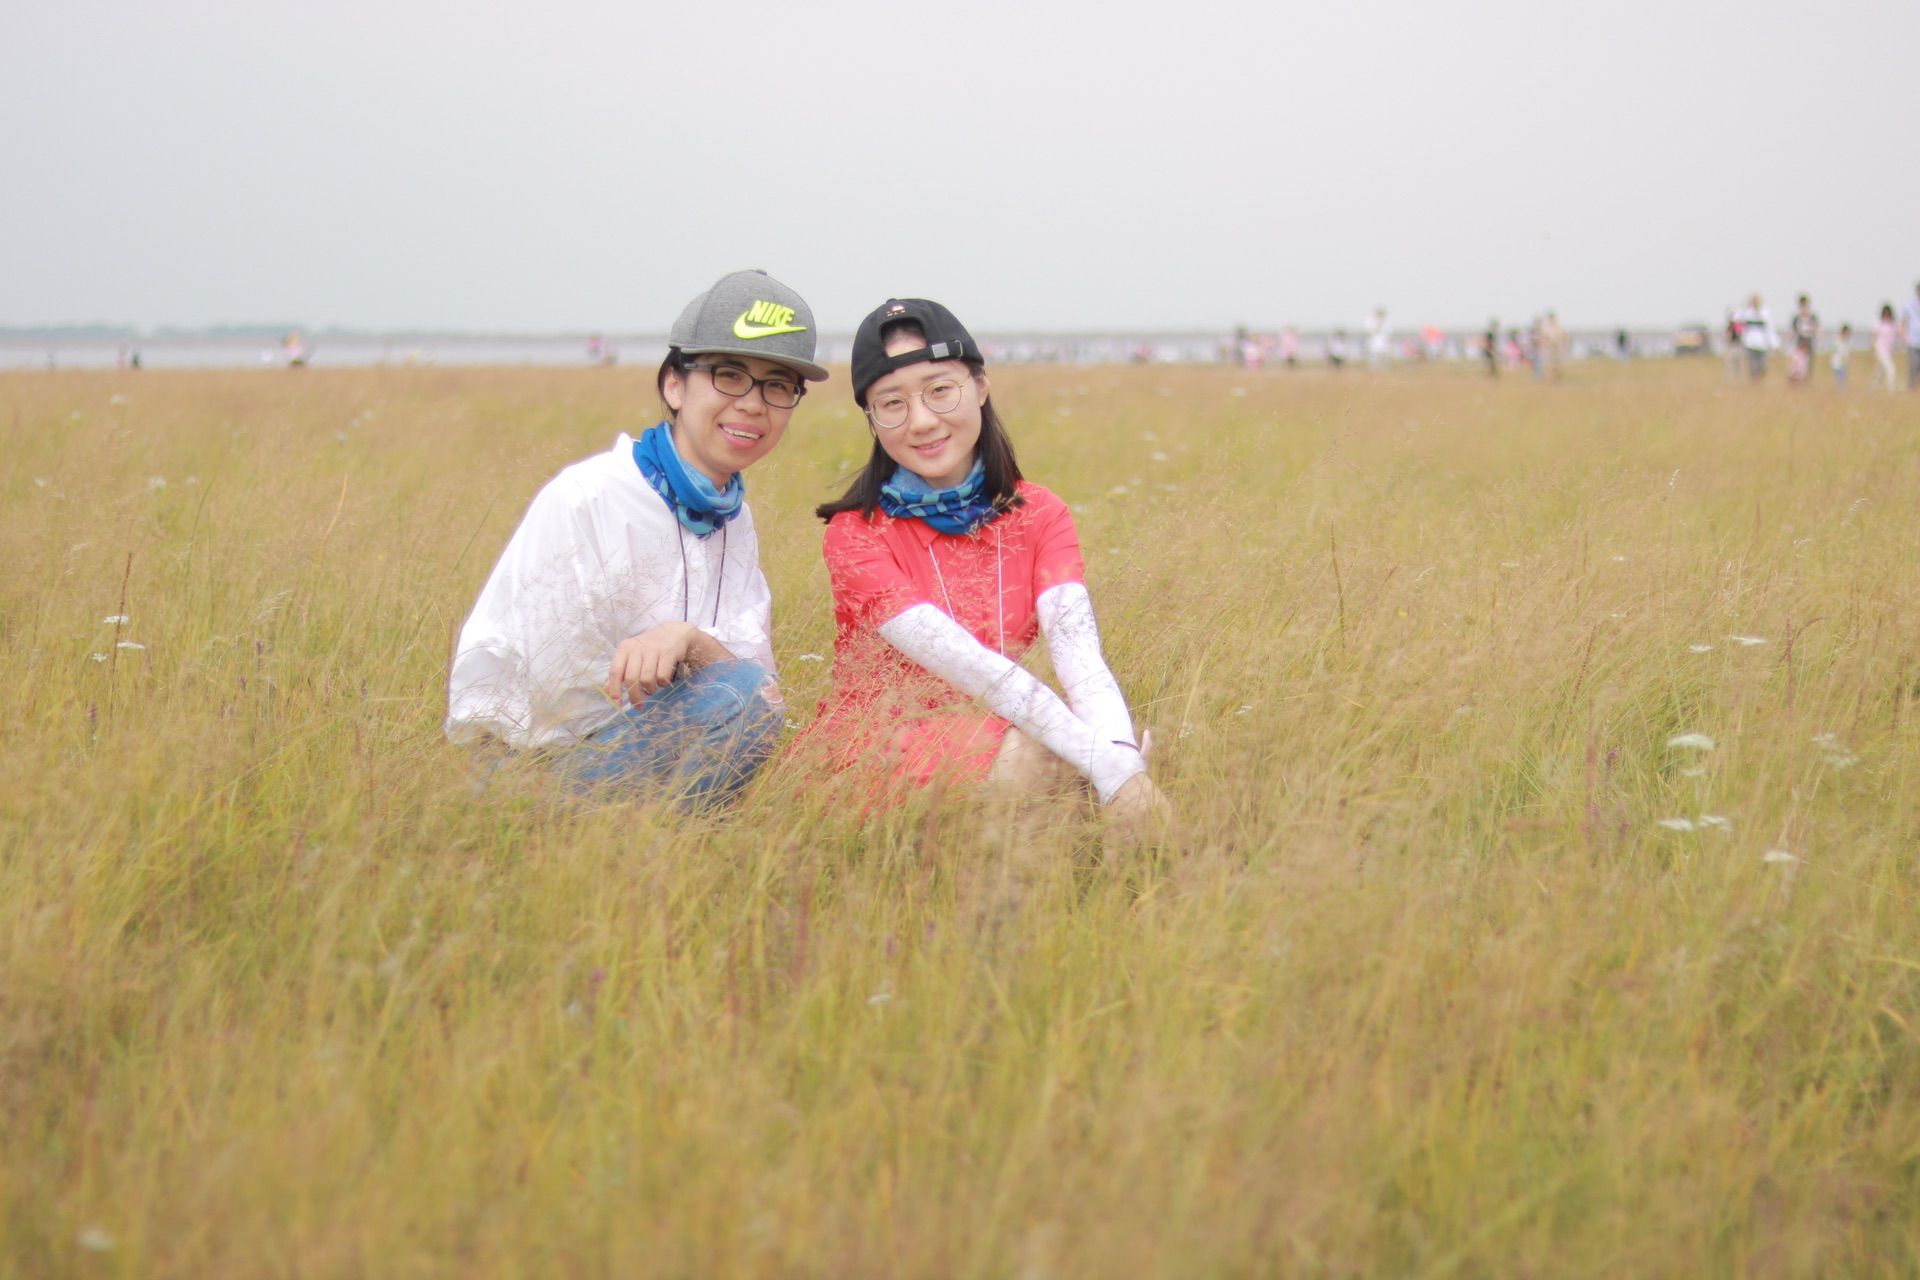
left=604, top=622, right=700, bottom=704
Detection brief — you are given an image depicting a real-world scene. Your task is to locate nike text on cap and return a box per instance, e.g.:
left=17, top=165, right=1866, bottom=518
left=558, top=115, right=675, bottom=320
left=669, top=268, right=830, bottom=382
left=849, top=297, right=981, bottom=406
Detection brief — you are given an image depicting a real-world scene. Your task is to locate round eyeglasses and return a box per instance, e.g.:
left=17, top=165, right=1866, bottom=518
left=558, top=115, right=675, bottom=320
left=866, top=377, right=968, bottom=430
left=685, top=362, right=805, bottom=409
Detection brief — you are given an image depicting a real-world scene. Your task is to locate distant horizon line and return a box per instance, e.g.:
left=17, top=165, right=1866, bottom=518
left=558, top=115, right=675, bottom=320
left=1, top=318, right=1705, bottom=341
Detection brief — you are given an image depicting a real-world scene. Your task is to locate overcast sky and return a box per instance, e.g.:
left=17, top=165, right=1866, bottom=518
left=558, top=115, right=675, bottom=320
left=4, top=0, right=1915, bottom=334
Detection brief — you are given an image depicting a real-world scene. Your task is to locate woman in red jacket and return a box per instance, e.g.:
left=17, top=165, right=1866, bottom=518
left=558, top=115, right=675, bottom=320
left=804, top=297, right=1170, bottom=832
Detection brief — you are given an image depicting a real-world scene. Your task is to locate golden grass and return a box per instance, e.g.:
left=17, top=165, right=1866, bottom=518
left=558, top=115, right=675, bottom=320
left=2, top=359, right=1917, bottom=1277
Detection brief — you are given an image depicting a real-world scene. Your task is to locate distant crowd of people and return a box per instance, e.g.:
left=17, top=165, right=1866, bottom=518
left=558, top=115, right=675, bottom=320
left=1475, top=313, right=1608, bottom=379
left=1230, top=309, right=1599, bottom=372
left=1726, top=283, right=1920, bottom=390
left=1220, top=284, right=1920, bottom=389
left=1229, top=311, right=1657, bottom=375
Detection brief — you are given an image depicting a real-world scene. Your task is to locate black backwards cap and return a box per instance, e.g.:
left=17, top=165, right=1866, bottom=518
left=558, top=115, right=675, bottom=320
left=850, top=298, right=981, bottom=406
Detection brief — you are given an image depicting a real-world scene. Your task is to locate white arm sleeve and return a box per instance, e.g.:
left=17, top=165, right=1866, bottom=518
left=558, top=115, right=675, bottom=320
left=878, top=603, right=1145, bottom=804
left=702, top=506, right=778, bottom=684
left=1036, top=582, right=1138, bottom=750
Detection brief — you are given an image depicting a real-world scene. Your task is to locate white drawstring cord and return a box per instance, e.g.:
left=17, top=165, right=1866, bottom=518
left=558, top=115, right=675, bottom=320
left=925, top=529, right=1004, bottom=656
left=995, top=524, right=1004, bottom=655
left=676, top=522, right=727, bottom=626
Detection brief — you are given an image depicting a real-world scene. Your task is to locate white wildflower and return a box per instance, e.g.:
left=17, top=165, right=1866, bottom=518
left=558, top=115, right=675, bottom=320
left=1729, top=634, right=1767, bottom=646
left=796, top=653, right=824, bottom=663
left=1761, top=849, right=1798, bottom=865
left=1679, top=765, right=1707, bottom=778
left=1610, top=554, right=1629, bottom=563
left=76, top=1226, right=115, bottom=1252
left=1666, top=732, right=1716, bottom=751
left=146, top=476, right=167, bottom=490
left=1808, top=732, right=1859, bottom=768
left=1500, top=561, right=1520, bottom=569
left=1150, top=451, right=1169, bottom=462
left=1696, top=814, right=1732, bottom=831
left=1687, top=644, right=1714, bottom=654
left=1108, top=485, right=1129, bottom=496
left=116, top=641, right=145, bottom=651
left=866, top=991, right=893, bottom=1007
left=90, top=653, right=108, bottom=663
left=1234, top=705, right=1252, bottom=716
left=1656, top=818, right=1696, bottom=832
left=34, top=477, right=48, bottom=488
left=103, top=615, right=129, bottom=625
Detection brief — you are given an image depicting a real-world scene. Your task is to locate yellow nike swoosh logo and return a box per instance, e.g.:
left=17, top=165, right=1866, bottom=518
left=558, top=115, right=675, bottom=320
left=733, top=315, right=809, bottom=340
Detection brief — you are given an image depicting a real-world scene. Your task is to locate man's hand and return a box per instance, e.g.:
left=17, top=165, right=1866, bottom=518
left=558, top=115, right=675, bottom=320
left=604, top=622, right=701, bottom=705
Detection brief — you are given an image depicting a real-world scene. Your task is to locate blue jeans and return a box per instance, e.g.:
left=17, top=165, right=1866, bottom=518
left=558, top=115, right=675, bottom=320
left=565, top=659, right=781, bottom=809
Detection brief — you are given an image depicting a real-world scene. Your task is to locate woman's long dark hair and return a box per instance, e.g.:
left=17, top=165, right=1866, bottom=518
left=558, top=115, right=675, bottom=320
left=814, top=363, right=1025, bottom=523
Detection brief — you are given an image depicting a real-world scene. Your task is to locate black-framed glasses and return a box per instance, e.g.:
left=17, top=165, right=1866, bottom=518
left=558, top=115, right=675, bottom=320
left=866, top=377, right=968, bottom=430
left=685, top=361, right=806, bottom=409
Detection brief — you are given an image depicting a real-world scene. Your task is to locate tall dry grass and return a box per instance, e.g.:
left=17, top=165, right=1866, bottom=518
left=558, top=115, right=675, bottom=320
left=1, top=359, right=1917, bottom=1277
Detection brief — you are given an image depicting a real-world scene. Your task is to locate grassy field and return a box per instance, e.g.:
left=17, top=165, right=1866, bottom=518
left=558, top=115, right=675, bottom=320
left=3, top=358, right=1918, bottom=1277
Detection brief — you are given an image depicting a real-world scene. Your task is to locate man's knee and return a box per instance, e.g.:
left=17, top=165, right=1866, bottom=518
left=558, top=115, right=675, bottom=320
left=672, top=663, right=781, bottom=807
left=685, top=660, right=780, bottom=733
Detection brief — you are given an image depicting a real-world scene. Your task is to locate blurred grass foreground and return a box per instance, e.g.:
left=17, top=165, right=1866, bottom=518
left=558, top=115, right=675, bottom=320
left=3, top=360, right=1918, bottom=1276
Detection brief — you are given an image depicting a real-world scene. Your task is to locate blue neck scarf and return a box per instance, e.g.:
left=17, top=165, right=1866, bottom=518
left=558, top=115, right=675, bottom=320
left=632, top=422, right=744, bottom=538
left=879, top=458, right=1000, bottom=536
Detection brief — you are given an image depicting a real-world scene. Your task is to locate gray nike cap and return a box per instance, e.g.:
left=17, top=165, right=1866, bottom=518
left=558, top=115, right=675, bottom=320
left=668, top=268, right=829, bottom=382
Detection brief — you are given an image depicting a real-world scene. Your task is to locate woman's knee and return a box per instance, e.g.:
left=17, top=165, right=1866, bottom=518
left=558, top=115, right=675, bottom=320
left=985, top=726, right=1074, bottom=797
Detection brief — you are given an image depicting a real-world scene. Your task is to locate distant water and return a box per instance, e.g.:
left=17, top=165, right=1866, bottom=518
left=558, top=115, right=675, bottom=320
left=0, top=329, right=1679, bottom=372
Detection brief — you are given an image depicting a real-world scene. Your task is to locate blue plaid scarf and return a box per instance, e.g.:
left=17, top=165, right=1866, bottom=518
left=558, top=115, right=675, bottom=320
left=878, top=458, right=999, bottom=536
left=632, top=422, right=744, bottom=538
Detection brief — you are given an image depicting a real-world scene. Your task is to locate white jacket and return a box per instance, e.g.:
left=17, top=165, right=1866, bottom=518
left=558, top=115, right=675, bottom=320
left=446, top=433, right=777, bottom=748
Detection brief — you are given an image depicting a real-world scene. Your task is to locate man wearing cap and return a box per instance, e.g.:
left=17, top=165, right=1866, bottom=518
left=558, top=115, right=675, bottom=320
left=447, top=269, right=827, bottom=807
